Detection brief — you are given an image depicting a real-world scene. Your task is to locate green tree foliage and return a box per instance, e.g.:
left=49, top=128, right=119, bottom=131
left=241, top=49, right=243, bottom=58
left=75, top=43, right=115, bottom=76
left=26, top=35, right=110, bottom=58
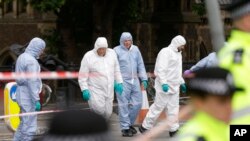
left=123, top=0, right=142, bottom=22
left=112, top=0, right=142, bottom=46
left=29, top=0, right=142, bottom=54
left=42, top=29, right=63, bottom=56
left=191, top=1, right=206, bottom=17
left=28, top=0, right=66, bottom=56
left=30, top=0, right=65, bottom=13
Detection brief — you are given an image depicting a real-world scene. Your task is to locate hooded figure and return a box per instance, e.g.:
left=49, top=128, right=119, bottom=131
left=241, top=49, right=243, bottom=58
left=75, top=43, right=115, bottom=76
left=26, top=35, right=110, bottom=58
left=13, top=37, right=45, bottom=141
left=139, top=35, right=186, bottom=137
left=78, top=37, right=123, bottom=119
left=114, top=32, right=148, bottom=137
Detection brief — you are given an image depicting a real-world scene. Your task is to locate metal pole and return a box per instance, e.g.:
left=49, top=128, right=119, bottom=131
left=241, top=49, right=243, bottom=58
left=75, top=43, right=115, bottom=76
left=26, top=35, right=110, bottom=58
left=205, top=0, right=225, bottom=52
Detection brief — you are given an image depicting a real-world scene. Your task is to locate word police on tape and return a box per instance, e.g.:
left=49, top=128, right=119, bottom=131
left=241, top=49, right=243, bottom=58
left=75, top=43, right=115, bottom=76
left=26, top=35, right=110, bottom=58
left=230, top=125, right=250, bottom=141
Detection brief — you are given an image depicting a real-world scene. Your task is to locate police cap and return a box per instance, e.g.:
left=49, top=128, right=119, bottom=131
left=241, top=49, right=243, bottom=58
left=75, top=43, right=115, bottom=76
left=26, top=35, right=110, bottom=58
left=225, top=0, right=250, bottom=11
left=225, top=0, right=250, bottom=19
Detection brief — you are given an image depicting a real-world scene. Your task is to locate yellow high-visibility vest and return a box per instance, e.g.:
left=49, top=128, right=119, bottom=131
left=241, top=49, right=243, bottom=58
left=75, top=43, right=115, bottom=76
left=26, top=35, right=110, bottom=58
left=177, top=111, right=229, bottom=141
left=218, top=29, right=250, bottom=124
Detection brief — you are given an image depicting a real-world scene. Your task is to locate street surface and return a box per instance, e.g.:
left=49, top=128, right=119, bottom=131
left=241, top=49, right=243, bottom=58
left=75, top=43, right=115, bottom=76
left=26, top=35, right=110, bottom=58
left=0, top=103, right=174, bottom=141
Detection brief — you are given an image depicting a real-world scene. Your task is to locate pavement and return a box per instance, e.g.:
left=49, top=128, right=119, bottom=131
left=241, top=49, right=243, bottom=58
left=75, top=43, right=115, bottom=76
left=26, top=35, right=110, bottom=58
left=0, top=103, right=175, bottom=141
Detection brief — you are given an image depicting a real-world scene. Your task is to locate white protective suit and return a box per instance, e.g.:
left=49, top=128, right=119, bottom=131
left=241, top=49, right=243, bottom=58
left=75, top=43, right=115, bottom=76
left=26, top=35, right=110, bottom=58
left=142, top=35, right=186, bottom=132
left=13, top=37, right=45, bottom=141
left=78, top=37, right=123, bottom=119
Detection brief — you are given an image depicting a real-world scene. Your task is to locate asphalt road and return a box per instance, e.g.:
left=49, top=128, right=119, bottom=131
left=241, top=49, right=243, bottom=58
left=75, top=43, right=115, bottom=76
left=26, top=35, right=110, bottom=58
left=0, top=103, right=174, bottom=141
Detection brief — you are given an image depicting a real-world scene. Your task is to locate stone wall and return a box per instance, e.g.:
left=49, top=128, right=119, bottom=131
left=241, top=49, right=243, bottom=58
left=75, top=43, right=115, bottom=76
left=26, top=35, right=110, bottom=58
left=0, top=23, right=41, bottom=49
left=132, top=19, right=231, bottom=65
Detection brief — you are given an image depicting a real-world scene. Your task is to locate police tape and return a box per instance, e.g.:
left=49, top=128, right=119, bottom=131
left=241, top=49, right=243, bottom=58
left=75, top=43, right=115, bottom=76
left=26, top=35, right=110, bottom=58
left=0, top=110, right=61, bottom=120
left=0, top=71, right=155, bottom=80
left=0, top=71, right=79, bottom=80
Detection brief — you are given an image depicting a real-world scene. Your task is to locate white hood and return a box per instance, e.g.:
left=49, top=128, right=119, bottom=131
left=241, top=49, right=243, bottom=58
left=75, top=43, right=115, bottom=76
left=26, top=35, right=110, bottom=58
left=169, top=35, right=186, bottom=52
left=94, top=37, right=108, bottom=52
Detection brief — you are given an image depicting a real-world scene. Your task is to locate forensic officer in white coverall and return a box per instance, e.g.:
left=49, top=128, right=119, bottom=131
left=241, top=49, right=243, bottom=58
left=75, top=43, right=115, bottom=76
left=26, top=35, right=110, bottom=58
left=78, top=37, right=123, bottom=119
left=14, top=37, right=45, bottom=141
left=139, top=35, right=187, bottom=137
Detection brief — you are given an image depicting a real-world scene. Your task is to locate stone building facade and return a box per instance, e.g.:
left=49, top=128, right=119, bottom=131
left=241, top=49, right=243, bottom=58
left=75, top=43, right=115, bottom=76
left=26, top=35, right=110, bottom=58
left=0, top=0, right=233, bottom=104
left=0, top=0, right=232, bottom=68
left=132, top=0, right=232, bottom=67
left=0, top=0, right=56, bottom=67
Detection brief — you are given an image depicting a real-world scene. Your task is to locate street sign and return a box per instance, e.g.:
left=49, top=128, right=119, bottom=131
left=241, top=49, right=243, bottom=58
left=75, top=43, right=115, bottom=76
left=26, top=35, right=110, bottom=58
left=4, top=82, right=20, bottom=131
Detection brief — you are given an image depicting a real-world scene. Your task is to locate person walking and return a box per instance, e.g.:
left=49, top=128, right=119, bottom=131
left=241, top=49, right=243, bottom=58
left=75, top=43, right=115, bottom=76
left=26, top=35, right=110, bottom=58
left=114, top=32, right=148, bottom=137
left=78, top=37, right=123, bottom=119
left=13, top=37, right=45, bottom=141
left=139, top=35, right=187, bottom=137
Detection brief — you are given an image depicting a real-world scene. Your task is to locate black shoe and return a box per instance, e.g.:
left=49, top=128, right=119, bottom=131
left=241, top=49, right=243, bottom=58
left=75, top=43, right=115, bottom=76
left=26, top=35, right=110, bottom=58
left=122, top=129, right=133, bottom=137
left=138, top=125, right=147, bottom=133
left=169, top=130, right=178, bottom=137
left=129, top=126, right=137, bottom=134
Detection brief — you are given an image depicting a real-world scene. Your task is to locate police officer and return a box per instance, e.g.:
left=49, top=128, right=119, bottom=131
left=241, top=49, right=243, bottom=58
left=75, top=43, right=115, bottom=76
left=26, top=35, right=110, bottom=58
left=175, top=67, right=240, bottom=141
left=218, top=0, right=250, bottom=124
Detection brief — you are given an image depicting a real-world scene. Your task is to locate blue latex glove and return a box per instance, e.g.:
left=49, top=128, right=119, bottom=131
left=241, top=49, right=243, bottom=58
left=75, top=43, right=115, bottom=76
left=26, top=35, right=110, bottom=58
left=115, top=83, right=123, bottom=95
left=180, top=83, right=187, bottom=93
left=82, top=89, right=90, bottom=101
left=162, top=84, right=169, bottom=92
left=142, top=80, right=148, bottom=90
left=35, top=101, right=41, bottom=111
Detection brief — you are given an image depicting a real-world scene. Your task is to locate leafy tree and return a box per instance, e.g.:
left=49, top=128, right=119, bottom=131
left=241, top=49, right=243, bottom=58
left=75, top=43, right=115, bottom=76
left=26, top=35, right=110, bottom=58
left=29, top=0, right=142, bottom=61
left=30, top=0, right=65, bottom=14
left=28, top=0, right=66, bottom=57
left=191, top=0, right=206, bottom=17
